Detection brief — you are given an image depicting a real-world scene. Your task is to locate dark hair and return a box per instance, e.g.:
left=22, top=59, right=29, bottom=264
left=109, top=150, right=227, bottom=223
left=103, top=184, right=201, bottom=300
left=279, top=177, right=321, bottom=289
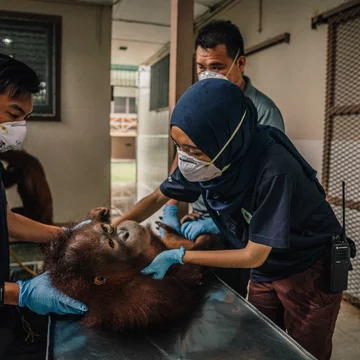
left=195, top=20, right=244, bottom=59
left=0, top=53, right=41, bottom=99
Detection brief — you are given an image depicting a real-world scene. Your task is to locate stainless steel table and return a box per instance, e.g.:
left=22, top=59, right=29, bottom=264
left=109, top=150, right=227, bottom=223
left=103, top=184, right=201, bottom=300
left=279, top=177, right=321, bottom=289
left=47, top=275, right=316, bottom=360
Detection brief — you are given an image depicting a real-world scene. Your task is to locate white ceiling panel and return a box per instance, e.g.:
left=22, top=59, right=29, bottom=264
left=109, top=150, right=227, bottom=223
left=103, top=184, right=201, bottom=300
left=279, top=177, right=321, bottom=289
left=111, top=39, right=164, bottom=65
left=113, top=0, right=170, bottom=24
left=112, top=20, right=170, bottom=43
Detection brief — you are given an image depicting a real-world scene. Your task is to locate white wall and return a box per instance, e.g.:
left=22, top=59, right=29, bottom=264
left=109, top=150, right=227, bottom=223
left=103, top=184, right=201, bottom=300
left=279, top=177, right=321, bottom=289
left=0, top=0, right=112, bottom=222
left=214, top=0, right=344, bottom=178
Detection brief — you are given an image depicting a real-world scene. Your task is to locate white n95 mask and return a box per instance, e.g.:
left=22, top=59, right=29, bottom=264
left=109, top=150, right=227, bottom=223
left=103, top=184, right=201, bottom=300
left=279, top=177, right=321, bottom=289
left=0, top=121, right=27, bottom=152
left=198, top=71, right=228, bottom=81
left=178, top=150, right=227, bottom=182
left=177, top=110, right=246, bottom=182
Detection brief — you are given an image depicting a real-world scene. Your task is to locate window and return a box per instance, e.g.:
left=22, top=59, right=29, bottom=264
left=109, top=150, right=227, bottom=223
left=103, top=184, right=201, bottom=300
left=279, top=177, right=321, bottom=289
left=114, top=97, right=137, bottom=114
left=150, top=55, right=169, bottom=111
left=114, top=97, right=127, bottom=113
left=0, top=11, right=62, bottom=121
left=129, top=97, right=136, bottom=114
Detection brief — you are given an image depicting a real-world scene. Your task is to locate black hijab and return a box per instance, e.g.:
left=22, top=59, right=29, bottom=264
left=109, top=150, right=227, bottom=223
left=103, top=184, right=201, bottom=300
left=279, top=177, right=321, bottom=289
left=171, top=79, right=323, bottom=214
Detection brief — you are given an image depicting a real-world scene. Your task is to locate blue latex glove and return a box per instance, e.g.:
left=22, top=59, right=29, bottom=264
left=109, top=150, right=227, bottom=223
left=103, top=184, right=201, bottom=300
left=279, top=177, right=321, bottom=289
left=62, top=219, right=92, bottom=231
left=141, top=246, right=185, bottom=279
left=17, top=272, right=88, bottom=315
left=181, top=217, right=220, bottom=241
left=159, top=204, right=181, bottom=239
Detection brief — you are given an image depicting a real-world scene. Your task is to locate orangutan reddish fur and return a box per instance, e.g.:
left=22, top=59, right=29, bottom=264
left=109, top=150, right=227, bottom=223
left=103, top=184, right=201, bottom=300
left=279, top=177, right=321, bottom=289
left=43, top=222, right=220, bottom=332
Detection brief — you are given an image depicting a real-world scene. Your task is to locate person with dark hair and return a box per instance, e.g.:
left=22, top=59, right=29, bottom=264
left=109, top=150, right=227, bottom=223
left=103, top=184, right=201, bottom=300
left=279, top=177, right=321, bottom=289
left=160, top=20, right=285, bottom=297
left=114, top=79, right=342, bottom=360
left=194, top=20, right=283, bottom=129
left=0, top=54, right=86, bottom=359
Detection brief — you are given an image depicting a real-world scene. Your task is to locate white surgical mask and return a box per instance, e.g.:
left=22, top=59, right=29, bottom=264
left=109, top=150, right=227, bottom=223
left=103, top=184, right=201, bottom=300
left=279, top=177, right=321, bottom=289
left=0, top=121, right=27, bottom=152
left=198, top=48, right=241, bottom=82
left=178, top=110, right=246, bottom=182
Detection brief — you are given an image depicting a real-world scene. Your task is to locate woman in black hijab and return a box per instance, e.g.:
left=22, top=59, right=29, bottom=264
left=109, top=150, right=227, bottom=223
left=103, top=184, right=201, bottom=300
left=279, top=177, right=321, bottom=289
left=140, top=78, right=343, bottom=360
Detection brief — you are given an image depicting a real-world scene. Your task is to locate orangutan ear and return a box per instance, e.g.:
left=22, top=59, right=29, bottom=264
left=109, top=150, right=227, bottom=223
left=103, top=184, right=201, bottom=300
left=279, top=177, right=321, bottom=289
left=94, top=276, right=107, bottom=285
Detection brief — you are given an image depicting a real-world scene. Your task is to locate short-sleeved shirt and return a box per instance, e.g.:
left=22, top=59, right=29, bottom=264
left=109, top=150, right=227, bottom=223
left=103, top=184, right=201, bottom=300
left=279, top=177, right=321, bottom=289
left=243, top=76, right=284, bottom=131
left=160, top=144, right=341, bottom=283
left=192, top=75, right=284, bottom=213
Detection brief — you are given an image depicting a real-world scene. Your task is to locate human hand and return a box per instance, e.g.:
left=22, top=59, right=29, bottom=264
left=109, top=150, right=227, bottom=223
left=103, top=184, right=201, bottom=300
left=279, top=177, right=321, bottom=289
left=158, top=204, right=181, bottom=239
left=181, top=217, right=220, bottom=241
left=141, top=246, right=185, bottom=279
left=17, top=272, right=88, bottom=315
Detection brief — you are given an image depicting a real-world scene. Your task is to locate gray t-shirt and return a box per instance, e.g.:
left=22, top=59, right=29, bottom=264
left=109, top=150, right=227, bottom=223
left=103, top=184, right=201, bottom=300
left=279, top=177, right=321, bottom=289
left=192, top=76, right=284, bottom=213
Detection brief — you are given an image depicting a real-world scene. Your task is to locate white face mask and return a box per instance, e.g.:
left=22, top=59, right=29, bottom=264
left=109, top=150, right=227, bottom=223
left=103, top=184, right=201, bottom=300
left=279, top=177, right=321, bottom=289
left=0, top=121, right=27, bottom=152
left=178, top=110, right=246, bottom=182
left=198, top=48, right=241, bottom=82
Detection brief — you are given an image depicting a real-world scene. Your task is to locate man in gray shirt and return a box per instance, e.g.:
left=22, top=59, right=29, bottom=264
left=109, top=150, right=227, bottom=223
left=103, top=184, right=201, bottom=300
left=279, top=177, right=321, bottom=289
left=163, top=20, right=284, bottom=296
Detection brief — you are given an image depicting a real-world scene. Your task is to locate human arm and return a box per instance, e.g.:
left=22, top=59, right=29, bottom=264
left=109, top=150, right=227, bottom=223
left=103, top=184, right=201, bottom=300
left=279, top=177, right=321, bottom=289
left=182, top=241, right=271, bottom=268
left=3, top=273, right=87, bottom=315
left=7, top=206, right=63, bottom=243
left=113, top=167, right=201, bottom=227
left=143, top=173, right=295, bottom=279
left=142, top=240, right=272, bottom=279
left=3, top=282, right=19, bottom=305
left=112, top=188, right=169, bottom=227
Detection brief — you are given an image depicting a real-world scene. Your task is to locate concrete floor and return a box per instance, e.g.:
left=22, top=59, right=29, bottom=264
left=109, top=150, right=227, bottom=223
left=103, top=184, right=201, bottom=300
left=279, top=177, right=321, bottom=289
left=332, top=300, right=360, bottom=359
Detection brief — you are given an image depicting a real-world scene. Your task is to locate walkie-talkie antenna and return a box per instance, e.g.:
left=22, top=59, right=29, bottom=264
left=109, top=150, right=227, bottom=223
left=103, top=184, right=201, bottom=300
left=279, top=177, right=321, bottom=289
left=342, top=181, right=347, bottom=242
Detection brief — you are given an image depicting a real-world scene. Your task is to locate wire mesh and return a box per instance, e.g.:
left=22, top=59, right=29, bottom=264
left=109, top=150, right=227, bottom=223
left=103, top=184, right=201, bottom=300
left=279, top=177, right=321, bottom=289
left=323, top=5, right=360, bottom=306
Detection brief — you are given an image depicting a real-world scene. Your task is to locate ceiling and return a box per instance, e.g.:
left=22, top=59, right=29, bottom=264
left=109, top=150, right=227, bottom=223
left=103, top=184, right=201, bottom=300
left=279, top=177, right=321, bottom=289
left=111, top=0, right=225, bottom=65
left=49, top=0, right=227, bottom=65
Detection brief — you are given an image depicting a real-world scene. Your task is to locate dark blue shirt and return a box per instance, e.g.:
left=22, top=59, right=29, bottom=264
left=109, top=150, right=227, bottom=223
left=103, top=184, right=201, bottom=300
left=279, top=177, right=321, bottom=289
left=0, top=162, right=9, bottom=284
left=160, top=144, right=341, bottom=282
left=0, top=161, right=10, bottom=352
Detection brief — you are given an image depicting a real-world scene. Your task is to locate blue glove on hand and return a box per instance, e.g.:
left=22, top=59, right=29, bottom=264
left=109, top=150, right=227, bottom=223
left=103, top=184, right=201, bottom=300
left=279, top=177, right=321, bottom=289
left=181, top=217, right=220, bottom=241
left=141, top=246, right=185, bottom=279
left=159, top=205, right=181, bottom=239
left=17, top=272, right=88, bottom=315
left=62, top=219, right=92, bottom=232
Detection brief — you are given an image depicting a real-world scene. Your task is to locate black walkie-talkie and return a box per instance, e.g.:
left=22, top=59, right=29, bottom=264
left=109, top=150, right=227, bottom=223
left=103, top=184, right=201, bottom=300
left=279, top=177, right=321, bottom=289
left=330, top=181, right=351, bottom=292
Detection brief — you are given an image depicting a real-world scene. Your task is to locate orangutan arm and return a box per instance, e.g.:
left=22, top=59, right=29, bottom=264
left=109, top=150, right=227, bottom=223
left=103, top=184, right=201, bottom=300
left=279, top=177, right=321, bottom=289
left=7, top=206, right=62, bottom=243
